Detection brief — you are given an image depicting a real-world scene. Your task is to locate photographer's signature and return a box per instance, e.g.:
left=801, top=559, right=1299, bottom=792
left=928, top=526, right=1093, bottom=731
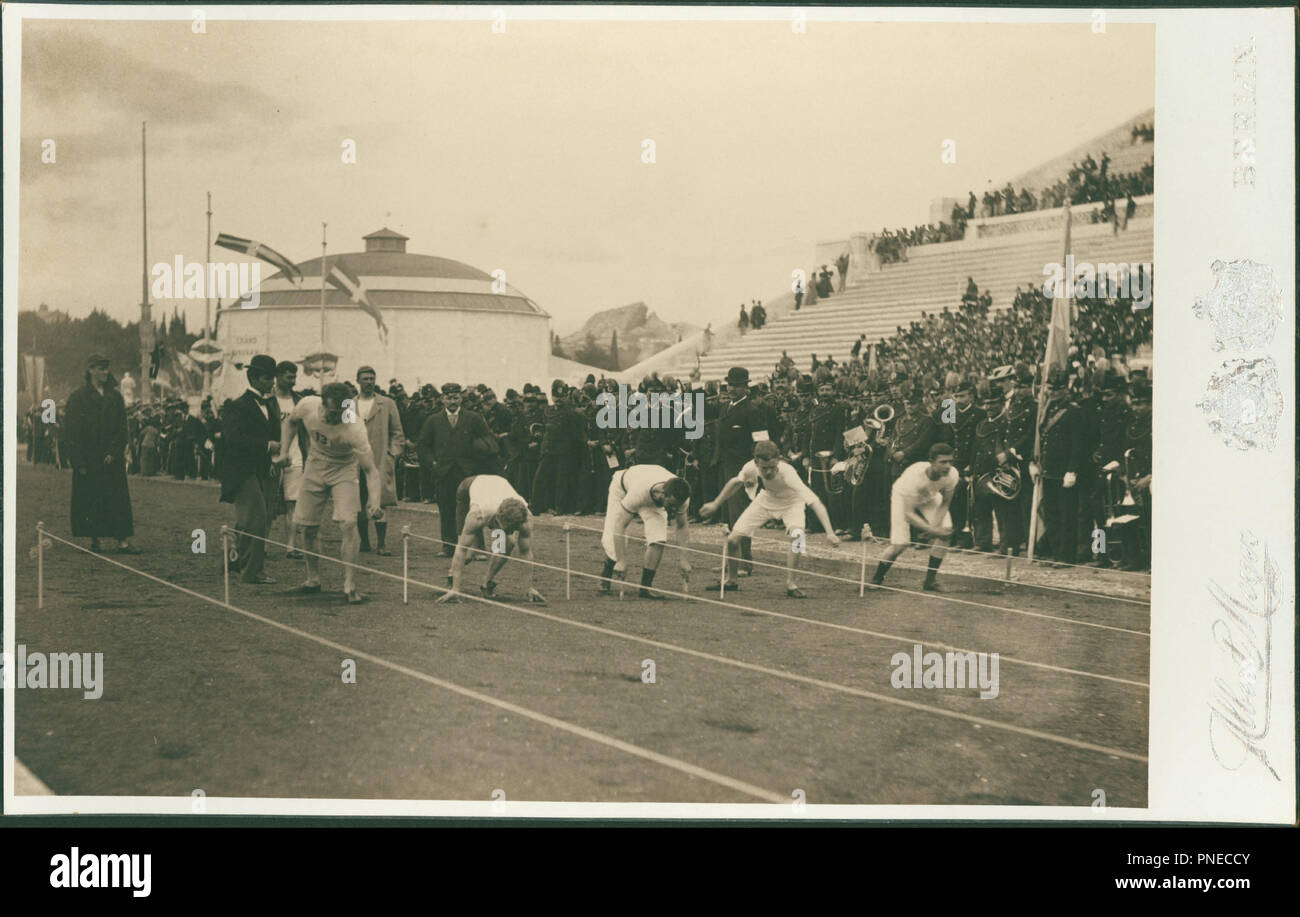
left=1208, top=531, right=1280, bottom=780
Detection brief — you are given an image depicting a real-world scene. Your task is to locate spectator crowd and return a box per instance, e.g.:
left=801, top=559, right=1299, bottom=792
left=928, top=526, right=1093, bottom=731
left=867, top=150, right=1153, bottom=266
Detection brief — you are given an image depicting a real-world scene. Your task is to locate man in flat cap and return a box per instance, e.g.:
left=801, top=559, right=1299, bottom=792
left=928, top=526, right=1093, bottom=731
left=418, top=382, right=496, bottom=554
left=65, top=352, right=138, bottom=553
left=219, top=354, right=282, bottom=583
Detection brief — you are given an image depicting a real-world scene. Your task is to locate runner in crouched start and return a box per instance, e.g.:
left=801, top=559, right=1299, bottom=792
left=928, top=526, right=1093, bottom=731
left=700, top=440, right=840, bottom=598
left=599, top=465, right=693, bottom=600
left=437, top=474, right=545, bottom=604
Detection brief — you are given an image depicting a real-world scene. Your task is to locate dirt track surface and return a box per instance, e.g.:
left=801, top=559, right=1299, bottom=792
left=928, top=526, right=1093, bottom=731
left=10, top=464, right=1149, bottom=807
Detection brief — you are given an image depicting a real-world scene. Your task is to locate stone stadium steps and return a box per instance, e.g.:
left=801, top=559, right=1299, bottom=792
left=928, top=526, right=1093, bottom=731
left=677, top=224, right=1151, bottom=379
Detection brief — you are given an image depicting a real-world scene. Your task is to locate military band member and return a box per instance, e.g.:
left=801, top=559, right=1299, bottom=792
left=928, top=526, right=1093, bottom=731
left=998, top=367, right=1038, bottom=547
left=969, top=386, right=1021, bottom=555
left=890, top=388, right=937, bottom=480
left=800, top=379, right=848, bottom=533
left=1086, top=373, right=1131, bottom=567
left=938, top=381, right=982, bottom=547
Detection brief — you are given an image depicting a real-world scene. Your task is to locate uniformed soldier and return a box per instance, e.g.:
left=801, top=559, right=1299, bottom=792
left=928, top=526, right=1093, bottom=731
left=1123, top=377, right=1152, bottom=570
left=1087, top=373, right=1132, bottom=567
left=1035, top=370, right=1085, bottom=566
left=695, top=382, right=723, bottom=506
left=937, top=380, right=983, bottom=547
left=531, top=381, right=588, bottom=515
left=628, top=378, right=680, bottom=471
left=582, top=383, right=623, bottom=515
left=798, top=379, right=848, bottom=532
left=890, top=387, right=937, bottom=482
left=507, top=387, right=546, bottom=502
left=998, top=367, right=1038, bottom=547
left=969, top=386, right=1021, bottom=554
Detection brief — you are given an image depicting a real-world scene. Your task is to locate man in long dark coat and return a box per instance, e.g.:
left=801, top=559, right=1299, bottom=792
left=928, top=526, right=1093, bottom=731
left=65, top=353, right=138, bottom=553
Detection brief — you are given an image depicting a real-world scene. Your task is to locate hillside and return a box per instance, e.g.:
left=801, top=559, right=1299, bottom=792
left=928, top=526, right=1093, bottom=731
left=559, top=301, right=701, bottom=368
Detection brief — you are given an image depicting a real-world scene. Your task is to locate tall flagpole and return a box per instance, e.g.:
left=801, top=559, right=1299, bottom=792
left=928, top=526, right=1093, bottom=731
left=1027, top=203, right=1073, bottom=563
left=140, top=121, right=151, bottom=403
left=204, top=191, right=213, bottom=397
left=320, top=222, right=328, bottom=351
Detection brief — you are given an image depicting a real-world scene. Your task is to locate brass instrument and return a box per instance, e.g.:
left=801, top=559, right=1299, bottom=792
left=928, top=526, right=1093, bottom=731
left=976, top=462, right=1022, bottom=501
left=870, top=402, right=896, bottom=468
left=844, top=444, right=871, bottom=487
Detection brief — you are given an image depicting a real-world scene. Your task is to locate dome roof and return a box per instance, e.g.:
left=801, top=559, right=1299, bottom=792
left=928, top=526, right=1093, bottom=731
left=234, top=230, right=547, bottom=317
left=287, top=251, right=492, bottom=282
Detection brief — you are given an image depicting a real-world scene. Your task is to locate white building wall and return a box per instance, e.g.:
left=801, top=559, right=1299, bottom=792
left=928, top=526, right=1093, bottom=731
left=215, top=306, right=550, bottom=400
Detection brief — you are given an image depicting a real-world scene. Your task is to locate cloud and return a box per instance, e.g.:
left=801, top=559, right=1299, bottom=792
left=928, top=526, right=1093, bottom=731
left=22, top=26, right=287, bottom=127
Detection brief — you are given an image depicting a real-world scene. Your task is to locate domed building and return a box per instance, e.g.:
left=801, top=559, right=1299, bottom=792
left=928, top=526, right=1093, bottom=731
left=214, top=228, right=554, bottom=398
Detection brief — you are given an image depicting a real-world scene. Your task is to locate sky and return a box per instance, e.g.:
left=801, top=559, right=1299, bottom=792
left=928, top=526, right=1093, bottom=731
left=16, top=14, right=1153, bottom=335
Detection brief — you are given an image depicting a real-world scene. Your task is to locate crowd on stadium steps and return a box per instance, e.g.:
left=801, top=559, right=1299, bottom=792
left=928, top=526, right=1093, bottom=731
left=869, top=154, right=1154, bottom=266
left=872, top=280, right=1153, bottom=385
left=30, top=270, right=1153, bottom=570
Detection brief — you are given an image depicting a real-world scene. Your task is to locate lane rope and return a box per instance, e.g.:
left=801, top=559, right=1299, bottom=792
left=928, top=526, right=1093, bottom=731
left=42, top=528, right=1149, bottom=763
left=36, top=530, right=790, bottom=803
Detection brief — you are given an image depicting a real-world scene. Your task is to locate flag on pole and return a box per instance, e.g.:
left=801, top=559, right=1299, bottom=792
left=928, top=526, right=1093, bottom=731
left=1028, top=205, right=1075, bottom=561
left=214, top=233, right=303, bottom=285
left=1043, top=205, right=1073, bottom=380
left=327, top=260, right=388, bottom=341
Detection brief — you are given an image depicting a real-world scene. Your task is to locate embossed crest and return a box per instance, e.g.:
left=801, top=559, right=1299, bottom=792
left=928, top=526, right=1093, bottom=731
left=1192, top=259, right=1283, bottom=351
left=1197, top=357, right=1282, bottom=451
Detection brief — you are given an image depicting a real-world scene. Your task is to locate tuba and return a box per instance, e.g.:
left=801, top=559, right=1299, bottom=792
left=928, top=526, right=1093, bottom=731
left=977, top=462, right=1022, bottom=501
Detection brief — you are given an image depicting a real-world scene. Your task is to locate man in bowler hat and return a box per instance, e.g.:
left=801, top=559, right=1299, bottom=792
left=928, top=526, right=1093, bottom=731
left=219, top=354, right=282, bottom=583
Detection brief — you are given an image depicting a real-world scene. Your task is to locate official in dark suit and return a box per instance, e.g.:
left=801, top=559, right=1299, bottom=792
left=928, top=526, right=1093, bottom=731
left=219, top=354, right=281, bottom=584
left=418, top=383, right=497, bottom=555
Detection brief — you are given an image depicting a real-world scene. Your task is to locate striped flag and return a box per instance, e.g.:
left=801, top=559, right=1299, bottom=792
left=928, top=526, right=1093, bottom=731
left=327, top=260, right=388, bottom=341
left=214, top=233, right=302, bottom=285
left=1028, top=205, right=1075, bottom=560
left=1043, top=205, right=1073, bottom=379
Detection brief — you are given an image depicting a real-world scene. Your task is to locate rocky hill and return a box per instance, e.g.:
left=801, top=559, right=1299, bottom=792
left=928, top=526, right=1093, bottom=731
left=559, top=302, right=701, bottom=369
